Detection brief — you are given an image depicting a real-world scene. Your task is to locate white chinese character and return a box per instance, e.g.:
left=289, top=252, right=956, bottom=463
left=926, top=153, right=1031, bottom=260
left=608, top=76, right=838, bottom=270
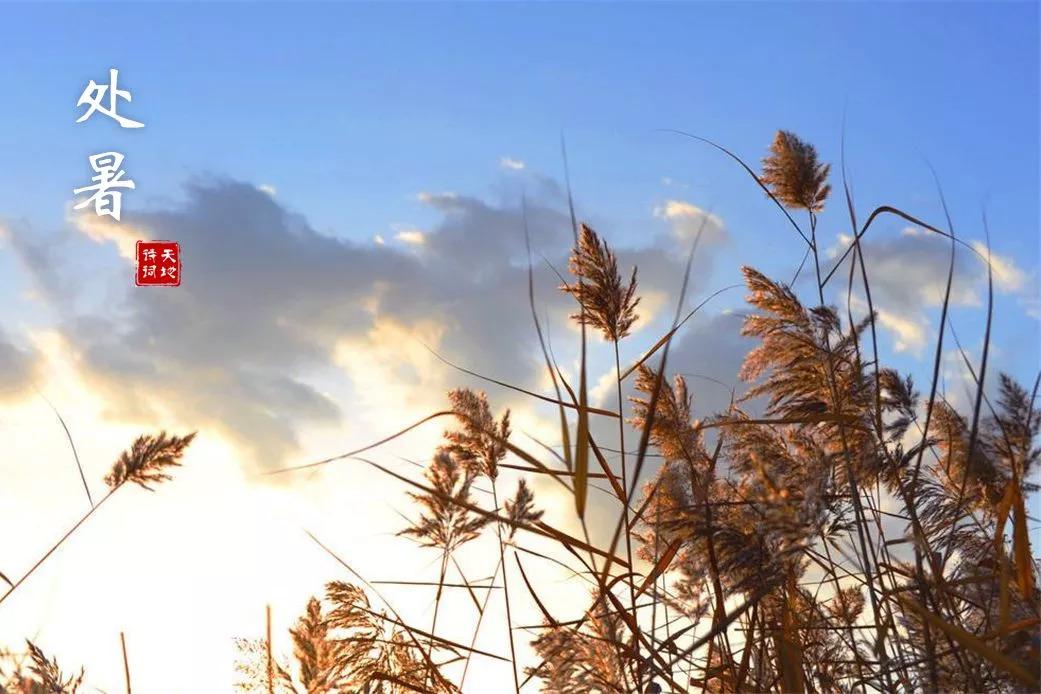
left=142, top=248, right=157, bottom=261
left=161, top=248, right=176, bottom=263
left=75, top=68, right=144, bottom=128
left=73, top=152, right=136, bottom=221
left=143, top=265, right=156, bottom=278
left=161, top=266, right=178, bottom=279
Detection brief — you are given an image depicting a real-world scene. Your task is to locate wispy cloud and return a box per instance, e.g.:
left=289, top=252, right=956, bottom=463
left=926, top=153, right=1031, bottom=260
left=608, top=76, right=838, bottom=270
left=6, top=178, right=731, bottom=471
left=829, top=231, right=1033, bottom=355
left=970, top=240, right=1028, bottom=292
left=394, top=228, right=426, bottom=245
left=653, top=199, right=727, bottom=247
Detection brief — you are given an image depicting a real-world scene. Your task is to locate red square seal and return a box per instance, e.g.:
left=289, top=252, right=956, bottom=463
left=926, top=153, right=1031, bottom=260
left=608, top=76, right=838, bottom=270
left=136, top=241, right=181, bottom=287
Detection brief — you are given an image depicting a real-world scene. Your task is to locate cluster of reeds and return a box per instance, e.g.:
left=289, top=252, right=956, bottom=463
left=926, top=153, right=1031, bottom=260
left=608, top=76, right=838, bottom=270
left=0, top=432, right=195, bottom=693
left=264, top=129, right=1039, bottom=693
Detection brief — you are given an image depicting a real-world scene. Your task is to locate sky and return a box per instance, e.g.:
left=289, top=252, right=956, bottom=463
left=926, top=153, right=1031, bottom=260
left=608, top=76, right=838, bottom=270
left=0, top=2, right=1037, bottom=691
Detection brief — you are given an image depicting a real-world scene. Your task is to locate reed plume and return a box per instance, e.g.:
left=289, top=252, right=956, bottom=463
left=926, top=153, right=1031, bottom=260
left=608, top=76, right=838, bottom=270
left=444, top=388, right=511, bottom=480
left=104, top=431, right=197, bottom=491
left=235, top=581, right=453, bottom=693
left=263, top=128, right=1040, bottom=694
left=18, top=641, right=84, bottom=694
left=398, top=450, right=488, bottom=553
left=503, top=478, right=543, bottom=541
left=560, top=223, right=640, bottom=342
left=629, top=366, right=703, bottom=466
left=761, top=130, right=831, bottom=212
left=528, top=592, right=633, bottom=693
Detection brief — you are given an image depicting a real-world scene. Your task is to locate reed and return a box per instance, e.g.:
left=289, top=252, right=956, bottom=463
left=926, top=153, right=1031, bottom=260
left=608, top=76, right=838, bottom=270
left=265, top=128, right=1038, bottom=693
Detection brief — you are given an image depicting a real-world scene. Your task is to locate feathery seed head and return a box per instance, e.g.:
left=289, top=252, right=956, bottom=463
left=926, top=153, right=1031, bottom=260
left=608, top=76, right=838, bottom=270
left=560, top=224, right=640, bottom=342
left=104, top=431, right=196, bottom=491
left=761, top=130, right=831, bottom=213
left=444, top=388, right=510, bottom=480
left=504, top=478, right=543, bottom=540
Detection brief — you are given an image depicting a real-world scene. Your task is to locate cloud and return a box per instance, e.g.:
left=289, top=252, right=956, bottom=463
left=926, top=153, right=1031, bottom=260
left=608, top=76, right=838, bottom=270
left=969, top=241, right=1027, bottom=293
left=72, top=211, right=146, bottom=261
left=7, top=178, right=727, bottom=470
left=499, top=157, right=525, bottom=171
left=417, top=191, right=457, bottom=205
left=394, top=228, right=425, bottom=245
left=0, top=328, right=37, bottom=399
left=653, top=200, right=727, bottom=248
left=661, top=311, right=752, bottom=419
left=873, top=305, right=928, bottom=355
left=583, top=311, right=753, bottom=499
left=830, top=231, right=1032, bottom=355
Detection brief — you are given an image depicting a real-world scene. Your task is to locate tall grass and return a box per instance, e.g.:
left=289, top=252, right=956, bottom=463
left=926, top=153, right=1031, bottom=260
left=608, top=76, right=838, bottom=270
left=260, top=129, right=1039, bottom=693
left=0, top=432, right=195, bottom=692
left=1, top=127, right=1032, bottom=693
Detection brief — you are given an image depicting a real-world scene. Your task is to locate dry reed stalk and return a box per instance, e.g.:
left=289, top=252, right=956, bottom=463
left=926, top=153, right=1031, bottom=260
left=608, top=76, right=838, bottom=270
left=0, top=432, right=195, bottom=611
left=120, top=631, right=131, bottom=694
left=261, top=128, right=1040, bottom=694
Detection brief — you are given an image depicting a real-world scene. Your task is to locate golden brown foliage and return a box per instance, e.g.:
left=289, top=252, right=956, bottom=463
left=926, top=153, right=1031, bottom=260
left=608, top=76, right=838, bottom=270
left=560, top=223, right=640, bottom=342
left=444, top=388, right=511, bottom=480
left=235, top=581, right=455, bottom=693
left=103, top=431, right=196, bottom=490
left=761, top=130, right=832, bottom=212
left=398, top=450, right=489, bottom=553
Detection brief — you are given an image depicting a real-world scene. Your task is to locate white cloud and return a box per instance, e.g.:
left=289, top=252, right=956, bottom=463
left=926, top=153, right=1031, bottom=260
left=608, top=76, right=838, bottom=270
left=258, top=183, right=277, bottom=197
left=654, top=200, right=707, bottom=221
left=833, top=231, right=1033, bottom=356
left=653, top=199, right=727, bottom=247
left=970, top=241, right=1028, bottom=293
left=7, top=177, right=730, bottom=471
left=394, top=228, right=425, bottom=245
left=874, top=306, right=927, bottom=355
left=69, top=211, right=145, bottom=262
left=499, top=157, right=525, bottom=171
left=417, top=191, right=457, bottom=204
left=826, top=233, right=854, bottom=259
left=0, top=327, right=37, bottom=399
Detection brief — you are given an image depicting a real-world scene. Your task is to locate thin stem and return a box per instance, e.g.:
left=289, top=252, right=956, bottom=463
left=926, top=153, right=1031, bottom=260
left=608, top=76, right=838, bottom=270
left=266, top=605, right=273, bottom=694
left=492, top=483, right=521, bottom=694
left=427, top=549, right=450, bottom=685
left=809, top=210, right=893, bottom=690
left=121, top=631, right=132, bottom=694
left=614, top=341, right=640, bottom=667
left=0, top=488, right=117, bottom=610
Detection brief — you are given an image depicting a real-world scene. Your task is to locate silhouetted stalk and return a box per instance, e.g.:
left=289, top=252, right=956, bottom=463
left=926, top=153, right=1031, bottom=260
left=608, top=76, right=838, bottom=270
left=491, top=484, right=521, bottom=694
left=266, top=604, right=273, bottom=694
left=0, top=488, right=116, bottom=609
left=808, top=209, right=893, bottom=690
left=613, top=341, right=640, bottom=663
left=38, top=391, right=93, bottom=509
left=427, top=549, right=450, bottom=686
left=819, top=530, right=867, bottom=693
left=120, top=631, right=131, bottom=694
left=458, top=553, right=503, bottom=688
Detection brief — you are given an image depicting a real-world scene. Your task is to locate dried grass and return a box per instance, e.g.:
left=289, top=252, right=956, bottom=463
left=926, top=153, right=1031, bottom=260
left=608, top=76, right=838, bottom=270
left=8, top=127, right=1037, bottom=694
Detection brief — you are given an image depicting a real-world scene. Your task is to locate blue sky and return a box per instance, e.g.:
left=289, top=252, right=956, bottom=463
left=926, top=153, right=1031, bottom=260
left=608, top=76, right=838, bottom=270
left=2, top=2, right=1037, bottom=356
left=1, top=2, right=1036, bottom=237
left=0, top=0, right=1037, bottom=462
left=0, top=4, right=1037, bottom=689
